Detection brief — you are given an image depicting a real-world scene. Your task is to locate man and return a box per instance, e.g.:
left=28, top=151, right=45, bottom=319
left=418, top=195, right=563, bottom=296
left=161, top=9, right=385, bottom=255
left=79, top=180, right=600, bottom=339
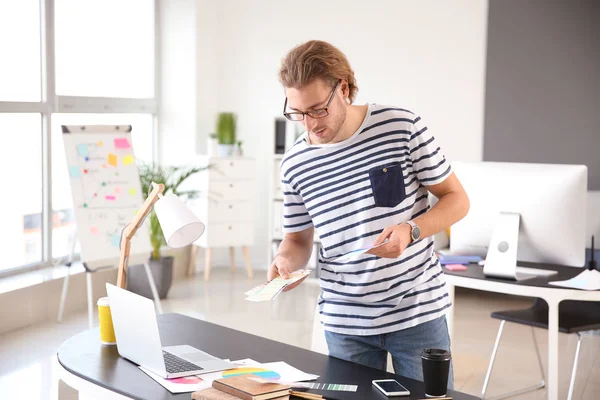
left=269, top=40, right=470, bottom=386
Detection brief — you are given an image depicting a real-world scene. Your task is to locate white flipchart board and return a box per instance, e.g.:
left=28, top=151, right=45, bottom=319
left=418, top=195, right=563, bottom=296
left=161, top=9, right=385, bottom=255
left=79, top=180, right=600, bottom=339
left=61, top=125, right=152, bottom=270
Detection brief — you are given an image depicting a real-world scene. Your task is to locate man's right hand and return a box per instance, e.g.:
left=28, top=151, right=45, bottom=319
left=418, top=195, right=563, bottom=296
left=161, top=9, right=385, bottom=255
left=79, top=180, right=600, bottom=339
left=269, top=228, right=314, bottom=292
left=268, top=255, right=291, bottom=280
left=268, top=255, right=308, bottom=292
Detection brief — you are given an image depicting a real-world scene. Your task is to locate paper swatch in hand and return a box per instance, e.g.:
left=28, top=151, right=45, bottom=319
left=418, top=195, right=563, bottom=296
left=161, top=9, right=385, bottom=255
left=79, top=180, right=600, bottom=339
left=244, top=283, right=267, bottom=297
left=335, top=240, right=388, bottom=261
left=245, top=270, right=312, bottom=302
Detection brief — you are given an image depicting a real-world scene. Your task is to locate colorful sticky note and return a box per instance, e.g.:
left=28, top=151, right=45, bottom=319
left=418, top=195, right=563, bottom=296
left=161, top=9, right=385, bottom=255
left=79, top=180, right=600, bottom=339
left=114, top=138, right=131, bottom=149
left=90, top=227, right=99, bottom=235
left=105, top=195, right=116, bottom=201
left=76, top=144, right=89, bottom=157
left=114, top=187, right=122, bottom=194
left=107, top=153, right=117, bottom=167
left=68, top=166, right=82, bottom=178
left=129, top=189, right=136, bottom=196
left=122, top=154, right=134, bottom=165
left=111, top=234, right=121, bottom=247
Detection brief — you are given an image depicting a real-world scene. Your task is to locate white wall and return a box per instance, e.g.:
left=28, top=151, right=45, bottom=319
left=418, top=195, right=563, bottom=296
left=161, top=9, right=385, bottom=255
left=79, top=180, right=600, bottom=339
left=213, top=0, right=488, bottom=162
left=204, top=0, right=490, bottom=267
left=158, top=0, right=198, bottom=165
left=195, top=0, right=219, bottom=154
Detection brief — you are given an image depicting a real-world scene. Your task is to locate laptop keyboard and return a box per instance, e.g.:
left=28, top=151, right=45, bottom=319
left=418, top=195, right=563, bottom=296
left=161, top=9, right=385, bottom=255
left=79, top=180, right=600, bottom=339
left=163, top=351, right=204, bottom=374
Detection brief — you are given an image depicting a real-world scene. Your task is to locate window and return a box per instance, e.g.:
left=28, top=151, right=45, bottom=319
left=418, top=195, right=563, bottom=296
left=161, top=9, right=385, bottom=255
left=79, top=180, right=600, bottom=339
left=0, top=0, right=41, bottom=101
left=0, top=1, right=158, bottom=275
left=0, top=114, right=42, bottom=270
left=54, top=0, right=155, bottom=98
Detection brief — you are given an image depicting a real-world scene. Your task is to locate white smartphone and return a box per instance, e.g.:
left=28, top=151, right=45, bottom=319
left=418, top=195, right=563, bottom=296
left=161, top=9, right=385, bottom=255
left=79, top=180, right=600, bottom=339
left=372, top=379, right=410, bottom=396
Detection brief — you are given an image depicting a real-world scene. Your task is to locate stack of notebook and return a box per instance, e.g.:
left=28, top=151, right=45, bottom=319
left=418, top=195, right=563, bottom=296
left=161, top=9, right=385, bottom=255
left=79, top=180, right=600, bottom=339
left=191, top=375, right=323, bottom=400
left=192, top=375, right=290, bottom=400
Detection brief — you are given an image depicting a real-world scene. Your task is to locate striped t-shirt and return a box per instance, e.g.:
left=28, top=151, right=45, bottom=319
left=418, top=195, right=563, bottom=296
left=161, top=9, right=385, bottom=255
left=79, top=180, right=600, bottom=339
left=280, top=103, right=452, bottom=336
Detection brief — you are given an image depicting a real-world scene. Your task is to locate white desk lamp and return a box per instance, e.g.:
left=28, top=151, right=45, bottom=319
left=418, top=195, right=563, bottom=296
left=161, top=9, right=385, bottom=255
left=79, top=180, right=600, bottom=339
left=116, top=182, right=205, bottom=288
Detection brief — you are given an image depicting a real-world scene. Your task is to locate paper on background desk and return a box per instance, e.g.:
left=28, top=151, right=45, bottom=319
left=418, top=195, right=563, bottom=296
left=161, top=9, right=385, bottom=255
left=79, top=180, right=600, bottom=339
left=549, top=269, right=600, bottom=291
left=245, top=270, right=312, bottom=302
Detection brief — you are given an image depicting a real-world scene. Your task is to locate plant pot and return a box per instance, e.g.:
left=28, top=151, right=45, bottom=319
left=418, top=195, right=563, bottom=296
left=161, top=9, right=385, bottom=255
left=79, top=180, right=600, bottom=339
left=126, top=256, right=174, bottom=299
left=207, top=138, right=219, bottom=157
left=218, top=144, right=234, bottom=157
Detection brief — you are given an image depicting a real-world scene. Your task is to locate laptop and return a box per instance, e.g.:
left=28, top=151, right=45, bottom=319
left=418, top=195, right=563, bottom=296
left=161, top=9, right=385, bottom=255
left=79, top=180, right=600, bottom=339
left=106, top=283, right=235, bottom=378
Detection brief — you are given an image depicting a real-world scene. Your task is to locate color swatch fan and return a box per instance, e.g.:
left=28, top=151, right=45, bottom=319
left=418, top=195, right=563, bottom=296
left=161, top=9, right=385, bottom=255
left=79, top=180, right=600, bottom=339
left=61, top=125, right=152, bottom=270
left=222, top=367, right=281, bottom=380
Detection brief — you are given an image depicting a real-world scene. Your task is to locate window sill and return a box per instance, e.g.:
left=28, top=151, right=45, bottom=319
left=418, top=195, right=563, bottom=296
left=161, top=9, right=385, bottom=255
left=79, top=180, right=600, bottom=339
left=0, top=263, right=85, bottom=295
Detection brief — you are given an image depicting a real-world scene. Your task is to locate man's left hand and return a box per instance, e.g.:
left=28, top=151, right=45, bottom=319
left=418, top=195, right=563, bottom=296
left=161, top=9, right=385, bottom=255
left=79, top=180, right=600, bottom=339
left=366, top=223, right=412, bottom=258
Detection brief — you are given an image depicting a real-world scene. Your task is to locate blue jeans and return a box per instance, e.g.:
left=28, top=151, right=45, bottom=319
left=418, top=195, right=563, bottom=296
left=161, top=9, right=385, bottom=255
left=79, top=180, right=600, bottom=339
left=324, top=316, right=454, bottom=389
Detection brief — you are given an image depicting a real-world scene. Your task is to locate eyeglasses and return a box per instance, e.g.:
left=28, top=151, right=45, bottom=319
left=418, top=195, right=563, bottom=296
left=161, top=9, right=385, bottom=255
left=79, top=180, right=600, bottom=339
left=283, top=80, right=340, bottom=121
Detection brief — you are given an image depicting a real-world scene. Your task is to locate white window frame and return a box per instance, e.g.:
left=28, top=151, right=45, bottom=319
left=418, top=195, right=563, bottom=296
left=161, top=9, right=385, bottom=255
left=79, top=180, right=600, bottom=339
left=0, top=0, right=160, bottom=277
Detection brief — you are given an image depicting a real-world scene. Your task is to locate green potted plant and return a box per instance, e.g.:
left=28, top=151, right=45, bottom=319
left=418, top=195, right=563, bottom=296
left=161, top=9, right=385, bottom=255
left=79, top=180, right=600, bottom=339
left=216, top=112, right=236, bottom=156
left=126, top=161, right=207, bottom=299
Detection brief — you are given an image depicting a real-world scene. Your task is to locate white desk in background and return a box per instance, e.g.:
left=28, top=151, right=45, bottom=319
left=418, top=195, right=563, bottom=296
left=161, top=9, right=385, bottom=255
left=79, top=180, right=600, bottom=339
left=444, top=262, right=600, bottom=400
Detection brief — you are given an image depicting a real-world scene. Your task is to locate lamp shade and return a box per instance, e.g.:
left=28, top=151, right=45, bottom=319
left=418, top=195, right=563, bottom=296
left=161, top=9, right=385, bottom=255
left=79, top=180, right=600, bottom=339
left=153, top=194, right=205, bottom=248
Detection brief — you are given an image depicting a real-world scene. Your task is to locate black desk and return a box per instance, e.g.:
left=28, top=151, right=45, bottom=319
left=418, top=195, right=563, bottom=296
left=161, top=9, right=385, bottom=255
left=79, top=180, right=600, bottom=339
left=443, top=261, right=581, bottom=288
left=57, top=313, right=479, bottom=400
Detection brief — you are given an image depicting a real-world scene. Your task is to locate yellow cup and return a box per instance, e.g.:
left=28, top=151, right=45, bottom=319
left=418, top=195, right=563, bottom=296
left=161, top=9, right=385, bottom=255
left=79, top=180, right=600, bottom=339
left=97, top=297, right=117, bottom=345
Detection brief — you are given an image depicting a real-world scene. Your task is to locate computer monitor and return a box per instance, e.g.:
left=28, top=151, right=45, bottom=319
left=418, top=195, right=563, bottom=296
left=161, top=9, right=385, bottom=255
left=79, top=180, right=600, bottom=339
left=450, top=161, right=587, bottom=277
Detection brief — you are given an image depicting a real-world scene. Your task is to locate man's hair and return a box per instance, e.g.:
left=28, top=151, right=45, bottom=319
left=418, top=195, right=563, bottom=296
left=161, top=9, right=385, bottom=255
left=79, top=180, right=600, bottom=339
left=278, top=40, right=358, bottom=104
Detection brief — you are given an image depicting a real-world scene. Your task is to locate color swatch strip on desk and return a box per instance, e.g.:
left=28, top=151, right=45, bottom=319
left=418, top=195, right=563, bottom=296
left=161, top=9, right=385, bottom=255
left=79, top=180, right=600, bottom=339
left=292, top=382, right=358, bottom=392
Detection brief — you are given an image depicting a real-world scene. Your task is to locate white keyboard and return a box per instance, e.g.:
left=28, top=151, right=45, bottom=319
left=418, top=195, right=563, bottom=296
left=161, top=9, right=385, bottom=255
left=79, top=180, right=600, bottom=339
left=515, top=266, right=558, bottom=277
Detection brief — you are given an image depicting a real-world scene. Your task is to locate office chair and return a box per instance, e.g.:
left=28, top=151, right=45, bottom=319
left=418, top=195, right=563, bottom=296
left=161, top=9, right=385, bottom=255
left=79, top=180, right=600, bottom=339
left=481, top=298, right=600, bottom=400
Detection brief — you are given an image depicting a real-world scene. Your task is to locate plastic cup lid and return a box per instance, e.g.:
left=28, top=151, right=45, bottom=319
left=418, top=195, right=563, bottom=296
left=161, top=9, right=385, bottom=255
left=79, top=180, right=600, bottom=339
left=421, top=348, right=451, bottom=361
left=97, top=297, right=110, bottom=307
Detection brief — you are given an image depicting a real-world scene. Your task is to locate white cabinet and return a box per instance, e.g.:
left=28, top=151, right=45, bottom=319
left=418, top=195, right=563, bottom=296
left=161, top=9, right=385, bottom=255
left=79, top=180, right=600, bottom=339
left=187, top=156, right=255, bottom=280
left=267, top=154, right=321, bottom=277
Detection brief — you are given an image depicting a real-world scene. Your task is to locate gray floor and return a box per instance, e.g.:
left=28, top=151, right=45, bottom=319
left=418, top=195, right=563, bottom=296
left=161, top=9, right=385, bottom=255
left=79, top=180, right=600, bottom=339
left=0, top=269, right=598, bottom=399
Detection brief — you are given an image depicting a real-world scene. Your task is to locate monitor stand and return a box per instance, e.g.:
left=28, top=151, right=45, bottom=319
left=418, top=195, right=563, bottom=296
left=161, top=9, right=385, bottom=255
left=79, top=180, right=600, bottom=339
left=483, top=212, right=538, bottom=281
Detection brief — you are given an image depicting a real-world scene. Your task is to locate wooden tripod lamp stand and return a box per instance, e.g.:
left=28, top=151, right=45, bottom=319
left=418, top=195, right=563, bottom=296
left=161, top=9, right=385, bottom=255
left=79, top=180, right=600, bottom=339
left=116, top=182, right=205, bottom=289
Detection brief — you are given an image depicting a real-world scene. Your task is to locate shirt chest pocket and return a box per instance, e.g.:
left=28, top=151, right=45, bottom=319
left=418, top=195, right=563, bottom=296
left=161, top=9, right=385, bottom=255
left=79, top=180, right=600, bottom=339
left=368, top=163, right=407, bottom=208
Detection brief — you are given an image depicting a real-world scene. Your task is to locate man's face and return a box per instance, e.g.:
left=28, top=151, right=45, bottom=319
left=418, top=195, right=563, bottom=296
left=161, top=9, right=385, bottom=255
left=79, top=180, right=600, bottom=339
left=285, top=79, right=347, bottom=145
